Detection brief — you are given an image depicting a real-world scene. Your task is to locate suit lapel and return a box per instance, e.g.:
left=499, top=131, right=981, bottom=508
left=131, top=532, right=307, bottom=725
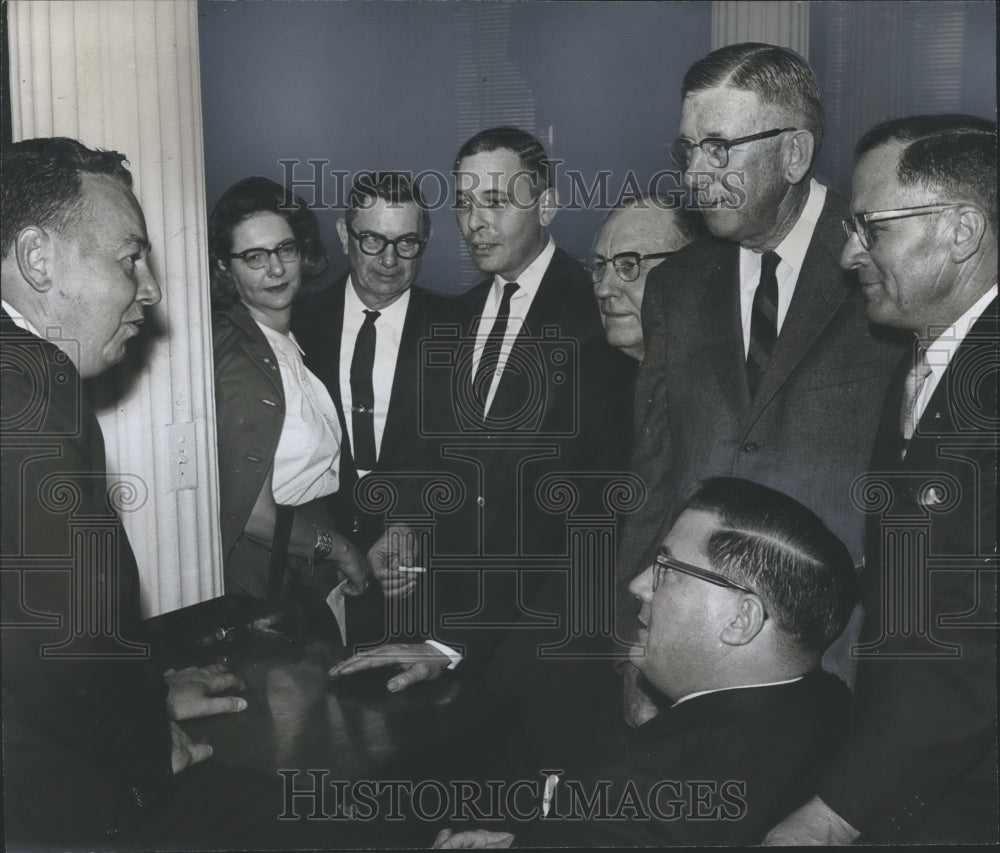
left=748, top=193, right=851, bottom=423
left=696, top=243, right=750, bottom=425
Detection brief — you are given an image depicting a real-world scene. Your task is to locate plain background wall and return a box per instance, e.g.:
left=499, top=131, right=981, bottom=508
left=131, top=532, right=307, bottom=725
left=199, top=0, right=996, bottom=295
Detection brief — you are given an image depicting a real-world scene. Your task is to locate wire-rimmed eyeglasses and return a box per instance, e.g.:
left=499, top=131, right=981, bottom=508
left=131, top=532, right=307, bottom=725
left=228, top=240, right=302, bottom=270
left=669, top=127, right=798, bottom=169
left=587, top=252, right=676, bottom=284
left=347, top=224, right=427, bottom=259
left=842, top=204, right=963, bottom=250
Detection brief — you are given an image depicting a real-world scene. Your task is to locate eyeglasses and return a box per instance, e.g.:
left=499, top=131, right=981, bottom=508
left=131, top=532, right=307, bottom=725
left=228, top=240, right=302, bottom=270
left=587, top=252, right=675, bottom=284
left=347, top=224, right=427, bottom=259
left=653, top=549, right=759, bottom=598
left=669, top=127, right=798, bottom=169
left=842, top=204, right=962, bottom=250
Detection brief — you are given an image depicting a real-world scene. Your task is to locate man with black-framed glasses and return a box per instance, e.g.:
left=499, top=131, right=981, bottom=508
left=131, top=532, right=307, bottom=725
left=619, top=43, right=905, bottom=719
left=433, top=476, right=856, bottom=848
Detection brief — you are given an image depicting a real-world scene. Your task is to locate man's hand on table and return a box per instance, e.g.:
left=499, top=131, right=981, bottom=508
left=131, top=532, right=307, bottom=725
left=433, top=828, right=516, bottom=849
left=165, top=663, right=248, bottom=720
left=763, top=796, right=860, bottom=845
left=329, top=643, right=450, bottom=692
left=368, top=526, right=422, bottom=599
left=170, top=721, right=213, bottom=775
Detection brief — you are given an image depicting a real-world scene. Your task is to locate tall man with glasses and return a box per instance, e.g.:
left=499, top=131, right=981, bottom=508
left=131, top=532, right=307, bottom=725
left=330, top=127, right=631, bottom=771
left=294, top=172, right=444, bottom=611
left=433, top=477, right=856, bottom=849
left=618, top=43, right=905, bottom=722
left=766, top=115, right=998, bottom=845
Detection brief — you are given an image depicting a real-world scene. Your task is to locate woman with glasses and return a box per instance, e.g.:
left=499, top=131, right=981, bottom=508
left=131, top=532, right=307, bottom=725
left=209, top=176, right=369, bottom=602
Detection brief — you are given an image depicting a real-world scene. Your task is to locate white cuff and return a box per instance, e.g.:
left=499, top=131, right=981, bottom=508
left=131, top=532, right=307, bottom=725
left=425, top=639, right=462, bottom=669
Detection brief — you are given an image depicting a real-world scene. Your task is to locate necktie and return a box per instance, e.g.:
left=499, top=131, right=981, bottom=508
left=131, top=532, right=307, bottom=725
left=900, top=344, right=932, bottom=457
left=473, top=281, right=519, bottom=418
left=747, top=251, right=781, bottom=399
left=350, top=309, right=380, bottom=469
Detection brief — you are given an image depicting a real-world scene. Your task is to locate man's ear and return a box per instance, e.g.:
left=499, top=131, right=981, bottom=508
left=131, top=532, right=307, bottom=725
left=948, top=205, right=987, bottom=264
left=720, top=595, right=767, bottom=646
left=538, top=187, right=558, bottom=228
left=16, top=227, right=54, bottom=292
left=336, top=218, right=350, bottom=255
left=782, top=130, right=815, bottom=185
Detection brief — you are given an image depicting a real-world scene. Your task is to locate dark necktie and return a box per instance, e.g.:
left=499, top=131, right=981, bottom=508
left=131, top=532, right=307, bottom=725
left=746, top=251, right=781, bottom=399
left=473, top=281, right=519, bottom=418
left=350, top=309, right=380, bottom=469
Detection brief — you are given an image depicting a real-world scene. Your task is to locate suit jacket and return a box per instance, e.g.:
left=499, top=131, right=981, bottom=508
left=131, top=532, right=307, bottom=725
left=293, top=274, right=447, bottom=550
left=0, top=311, right=173, bottom=846
left=421, top=248, right=634, bottom=691
left=818, top=297, right=999, bottom=843
left=619, top=191, right=905, bottom=619
left=520, top=671, right=850, bottom=847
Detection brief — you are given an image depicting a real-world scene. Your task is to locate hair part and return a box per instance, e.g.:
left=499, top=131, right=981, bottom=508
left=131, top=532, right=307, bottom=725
left=680, top=477, right=858, bottom=655
left=855, top=114, right=997, bottom=231
left=208, top=176, right=327, bottom=306
left=613, top=192, right=708, bottom=243
left=454, top=126, right=552, bottom=196
left=344, top=171, right=430, bottom=235
left=682, top=42, right=824, bottom=154
left=1, top=137, right=133, bottom=257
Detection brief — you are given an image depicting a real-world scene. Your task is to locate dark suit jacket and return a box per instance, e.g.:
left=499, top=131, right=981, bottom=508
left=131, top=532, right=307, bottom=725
left=0, top=311, right=173, bottom=846
left=293, top=274, right=447, bottom=550
left=818, top=297, right=999, bottom=843
left=620, top=190, right=905, bottom=609
left=519, top=671, right=850, bottom=847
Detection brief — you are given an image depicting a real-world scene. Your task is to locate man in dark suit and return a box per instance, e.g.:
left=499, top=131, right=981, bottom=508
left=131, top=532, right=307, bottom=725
left=765, top=116, right=998, bottom=845
left=0, top=138, right=283, bottom=849
left=433, top=478, right=856, bottom=849
left=331, top=128, right=630, bottom=768
left=619, top=44, right=905, bottom=713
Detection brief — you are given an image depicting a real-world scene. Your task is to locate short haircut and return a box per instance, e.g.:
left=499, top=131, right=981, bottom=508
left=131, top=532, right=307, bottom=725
left=682, top=42, right=824, bottom=154
left=344, top=171, right=430, bottom=235
left=208, top=176, right=327, bottom=305
left=454, top=126, right=551, bottom=196
left=614, top=192, right=707, bottom=244
left=855, top=114, right=997, bottom=231
left=1, top=136, right=133, bottom=257
left=680, top=477, right=858, bottom=654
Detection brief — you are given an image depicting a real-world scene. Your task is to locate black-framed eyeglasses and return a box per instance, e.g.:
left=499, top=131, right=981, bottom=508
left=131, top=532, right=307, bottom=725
left=227, top=240, right=302, bottom=270
left=587, top=252, right=676, bottom=284
left=842, top=203, right=962, bottom=251
left=346, top=224, right=427, bottom=259
left=669, top=127, right=798, bottom=169
left=653, top=550, right=761, bottom=602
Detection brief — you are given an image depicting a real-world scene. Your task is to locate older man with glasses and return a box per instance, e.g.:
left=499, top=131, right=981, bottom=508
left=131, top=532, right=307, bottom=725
left=618, top=43, right=906, bottom=723
left=433, top=477, right=857, bottom=849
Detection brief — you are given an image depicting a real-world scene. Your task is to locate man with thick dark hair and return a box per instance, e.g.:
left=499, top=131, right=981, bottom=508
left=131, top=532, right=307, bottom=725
left=434, top=477, right=855, bottom=848
left=766, top=115, right=998, bottom=845
left=619, top=43, right=905, bottom=712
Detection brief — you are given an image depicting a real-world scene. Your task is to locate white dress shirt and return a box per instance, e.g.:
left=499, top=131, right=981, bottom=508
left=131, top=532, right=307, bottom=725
left=339, top=279, right=410, bottom=475
left=739, top=179, right=828, bottom=357
left=912, top=283, right=998, bottom=427
left=1, top=299, right=42, bottom=337
left=256, top=320, right=341, bottom=505
left=471, top=237, right=556, bottom=414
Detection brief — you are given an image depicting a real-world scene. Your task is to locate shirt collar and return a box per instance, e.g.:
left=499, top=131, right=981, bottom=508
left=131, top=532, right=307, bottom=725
left=670, top=674, right=806, bottom=709
left=491, top=237, right=555, bottom=302
left=1, top=298, right=44, bottom=338
left=344, top=274, right=411, bottom=332
left=923, top=283, right=998, bottom=382
left=740, top=179, right=826, bottom=284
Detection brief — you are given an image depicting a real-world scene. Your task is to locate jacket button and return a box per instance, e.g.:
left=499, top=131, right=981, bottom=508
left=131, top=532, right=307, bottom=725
left=477, top=496, right=485, bottom=508
left=105, top=824, right=120, bottom=838
left=741, top=440, right=760, bottom=453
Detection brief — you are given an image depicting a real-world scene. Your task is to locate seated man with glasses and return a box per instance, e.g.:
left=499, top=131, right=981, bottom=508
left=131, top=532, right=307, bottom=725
left=588, top=193, right=704, bottom=363
left=293, top=172, right=447, bottom=617
left=433, top=477, right=856, bottom=848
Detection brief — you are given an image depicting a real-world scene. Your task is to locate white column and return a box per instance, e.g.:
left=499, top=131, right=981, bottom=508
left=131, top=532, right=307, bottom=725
left=8, top=0, right=223, bottom=615
left=712, top=1, right=810, bottom=57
